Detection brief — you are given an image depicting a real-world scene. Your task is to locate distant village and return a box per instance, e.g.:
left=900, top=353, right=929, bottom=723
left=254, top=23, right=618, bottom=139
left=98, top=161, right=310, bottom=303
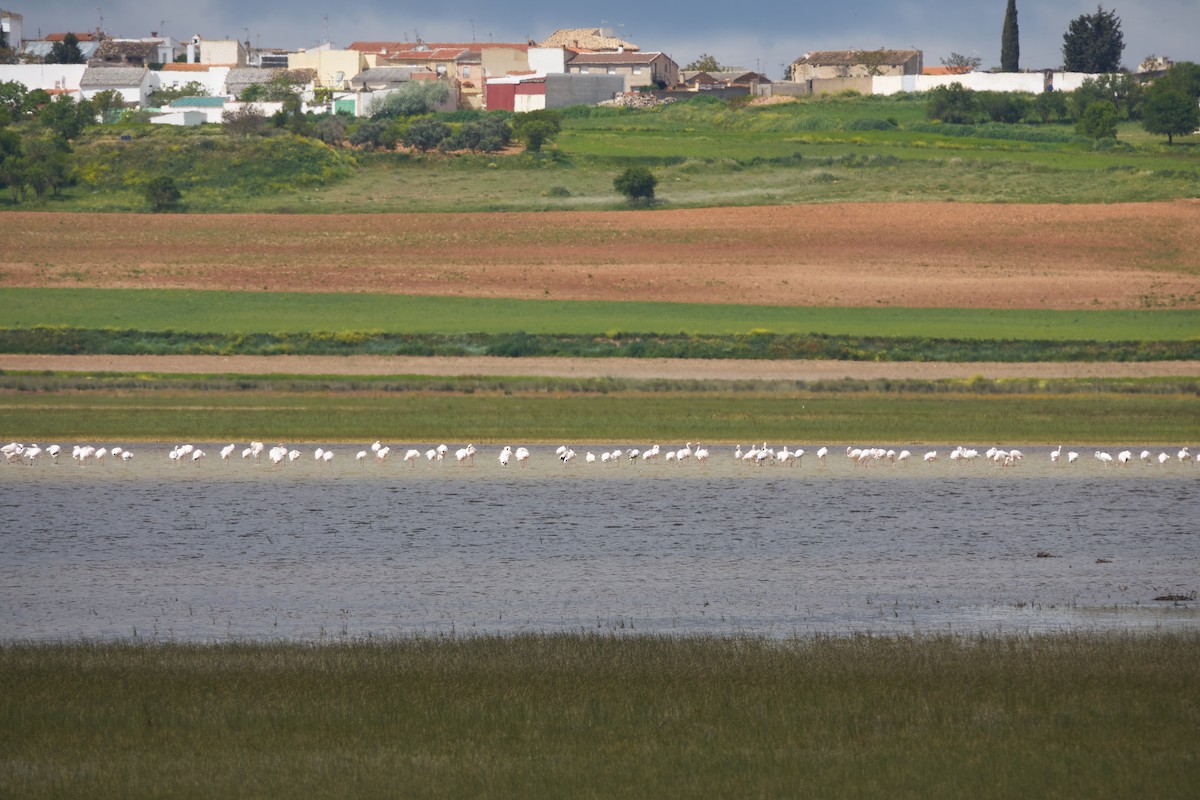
left=0, top=8, right=1176, bottom=125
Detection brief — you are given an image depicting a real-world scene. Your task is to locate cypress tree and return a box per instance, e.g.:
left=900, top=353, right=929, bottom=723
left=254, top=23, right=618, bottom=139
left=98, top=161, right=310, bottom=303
left=1001, top=0, right=1020, bottom=72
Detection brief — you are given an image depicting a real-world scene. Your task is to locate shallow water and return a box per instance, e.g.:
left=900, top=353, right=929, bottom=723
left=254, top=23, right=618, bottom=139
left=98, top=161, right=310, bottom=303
left=3, top=444, right=1198, bottom=641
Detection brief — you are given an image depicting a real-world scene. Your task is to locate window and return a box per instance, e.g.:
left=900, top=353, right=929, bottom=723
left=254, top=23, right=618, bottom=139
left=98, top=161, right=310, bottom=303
left=461, top=66, right=470, bottom=78
left=633, top=67, right=642, bottom=75
left=607, top=67, right=616, bottom=75
left=579, top=67, right=589, bottom=74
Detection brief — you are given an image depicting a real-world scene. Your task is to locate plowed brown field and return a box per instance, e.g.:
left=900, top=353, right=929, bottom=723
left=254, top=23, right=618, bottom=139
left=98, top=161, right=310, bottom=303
left=5, top=202, right=1199, bottom=309
left=5, top=203, right=1197, bottom=379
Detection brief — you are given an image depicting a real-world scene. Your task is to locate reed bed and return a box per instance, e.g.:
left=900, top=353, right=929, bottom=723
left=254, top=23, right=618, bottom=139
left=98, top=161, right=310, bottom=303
left=2, top=633, right=1197, bottom=799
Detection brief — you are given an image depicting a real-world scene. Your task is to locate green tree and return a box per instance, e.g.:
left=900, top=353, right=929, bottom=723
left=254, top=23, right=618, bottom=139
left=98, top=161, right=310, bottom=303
left=148, top=81, right=207, bottom=108
left=614, top=166, right=657, bottom=204
left=348, top=119, right=397, bottom=150
left=684, top=54, right=723, bottom=72
left=313, top=115, right=348, bottom=145
left=38, top=95, right=95, bottom=140
left=1001, top=0, right=1020, bottom=72
left=1141, top=83, right=1199, bottom=143
left=442, top=116, right=511, bottom=153
left=512, top=110, right=561, bottom=153
left=16, top=135, right=72, bottom=199
left=0, top=80, right=27, bottom=120
left=1062, top=6, right=1124, bottom=73
left=370, top=82, right=451, bottom=118
left=926, top=82, right=980, bottom=124
left=0, top=127, right=22, bottom=200
left=1157, top=61, right=1200, bottom=99
left=1076, top=100, right=1118, bottom=139
left=403, top=118, right=452, bottom=152
left=89, top=89, right=125, bottom=124
left=144, top=175, right=183, bottom=212
left=1032, top=89, right=1069, bottom=122
left=48, top=33, right=86, bottom=64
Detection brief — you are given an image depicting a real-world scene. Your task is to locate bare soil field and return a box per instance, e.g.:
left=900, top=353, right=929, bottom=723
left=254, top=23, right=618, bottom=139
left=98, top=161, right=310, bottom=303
left=4, top=201, right=1199, bottom=309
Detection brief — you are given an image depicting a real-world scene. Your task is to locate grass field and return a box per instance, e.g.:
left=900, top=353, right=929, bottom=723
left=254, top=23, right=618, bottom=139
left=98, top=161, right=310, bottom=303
left=2, top=381, right=1195, bottom=443
left=2, top=634, right=1198, bottom=799
left=5, top=288, right=1198, bottom=341
left=17, top=94, right=1199, bottom=214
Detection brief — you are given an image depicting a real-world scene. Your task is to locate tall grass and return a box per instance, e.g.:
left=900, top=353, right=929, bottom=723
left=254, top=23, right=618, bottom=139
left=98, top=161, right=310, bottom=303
left=2, top=634, right=1197, bottom=799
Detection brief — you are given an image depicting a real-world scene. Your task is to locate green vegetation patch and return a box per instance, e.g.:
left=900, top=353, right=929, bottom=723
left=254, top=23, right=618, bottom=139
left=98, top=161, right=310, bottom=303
left=2, top=634, right=1198, bottom=799
left=4, top=288, right=1197, bottom=342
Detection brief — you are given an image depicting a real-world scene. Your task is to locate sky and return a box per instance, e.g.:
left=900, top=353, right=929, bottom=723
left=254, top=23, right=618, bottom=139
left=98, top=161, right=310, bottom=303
left=16, top=1, right=1200, bottom=79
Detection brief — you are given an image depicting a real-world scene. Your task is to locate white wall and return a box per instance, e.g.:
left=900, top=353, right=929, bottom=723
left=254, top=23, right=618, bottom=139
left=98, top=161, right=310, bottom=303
left=528, top=48, right=568, bottom=75
left=514, top=93, right=547, bottom=112
left=153, top=67, right=230, bottom=98
left=874, top=71, right=1106, bottom=95
left=0, top=64, right=88, bottom=93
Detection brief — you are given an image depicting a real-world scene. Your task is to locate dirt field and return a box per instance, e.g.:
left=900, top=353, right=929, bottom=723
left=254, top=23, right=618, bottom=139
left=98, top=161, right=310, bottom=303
left=4, top=201, right=1199, bottom=309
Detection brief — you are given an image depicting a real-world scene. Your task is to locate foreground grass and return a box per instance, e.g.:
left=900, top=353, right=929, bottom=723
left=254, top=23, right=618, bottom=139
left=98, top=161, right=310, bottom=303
left=1, top=384, right=1195, bottom=443
left=2, top=634, right=1197, bottom=799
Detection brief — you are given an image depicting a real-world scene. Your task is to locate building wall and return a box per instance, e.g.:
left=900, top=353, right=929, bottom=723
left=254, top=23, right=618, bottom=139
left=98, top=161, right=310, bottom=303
left=529, top=48, right=569, bottom=74
left=809, top=76, right=873, bottom=95
left=153, top=66, right=231, bottom=99
left=872, top=71, right=1098, bottom=95
left=288, top=50, right=367, bottom=88
left=544, top=73, right=623, bottom=108
left=200, top=40, right=246, bottom=67
left=80, top=77, right=153, bottom=105
left=481, top=48, right=530, bottom=79
left=0, top=64, right=88, bottom=93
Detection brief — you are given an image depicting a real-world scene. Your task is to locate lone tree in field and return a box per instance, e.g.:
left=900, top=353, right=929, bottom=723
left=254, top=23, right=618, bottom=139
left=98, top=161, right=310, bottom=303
left=1076, top=100, right=1118, bottom=139
left=1001, top=0, right=1020, bottom=72
left=614, top=166, right=657, bottom=205
left=1141, top=64, right=1200, bottom=143
left=1062, top=6, right=1124, bottom=73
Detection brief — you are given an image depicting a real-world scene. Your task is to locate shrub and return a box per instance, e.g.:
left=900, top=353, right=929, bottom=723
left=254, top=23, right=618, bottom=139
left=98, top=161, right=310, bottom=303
left=614, top=166, right=657, bottom=204
left=143, top=175, right=182, bottom=212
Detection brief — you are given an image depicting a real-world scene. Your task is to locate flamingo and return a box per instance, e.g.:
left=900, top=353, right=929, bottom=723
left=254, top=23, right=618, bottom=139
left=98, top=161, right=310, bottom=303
left=191, top=449, right=206, bottom=462
left=1139, top=450, right=1152, bottom=465
left=1117, top=450, right=1133, bottom=466
left=695, top=445, right=710, bottom=465
left=1179, top=447, right=1193, bottom=464
left=120, top=449, right=134, bottom=461
left=1067, top=451, right=1079, bottom=464
left=499, top=446, right=512, bottom=467
left=356, top=450, right=368, bottom=463
left=46, top=444, right=62, bottom=462
left=404, top=449, right=421, bottom=466
left=322, top=450, right=334, bottom=464
left=923, top=450, right=938, bottom=464
left=1050, top=445, right=1063, bottom=464
left=1157, top=452, right=1171, bottom=465
left=375, top=446, right=390, bottom=463
left=560, top=447, right=576, bottom=465
left=816, top=446, right=828, bottom=465
left=896, top=449, right=911, bottom=467
left=221, top=444, right=236, bottom=461
left=585, top=452, right=597, bottom=464
left=515, top=447, right=530, bottom=466
left=1094, top=450, right=1113, bottom=466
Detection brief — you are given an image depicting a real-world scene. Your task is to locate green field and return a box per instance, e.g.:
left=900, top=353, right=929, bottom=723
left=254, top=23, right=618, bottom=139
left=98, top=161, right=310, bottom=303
left=12, top=92, right=1198, bottom=214
left=3, top=634, right=1198, bottom=799
left=5, top=288, right=1198, bottom=341
left=2, top=380, right=1195, bottom=443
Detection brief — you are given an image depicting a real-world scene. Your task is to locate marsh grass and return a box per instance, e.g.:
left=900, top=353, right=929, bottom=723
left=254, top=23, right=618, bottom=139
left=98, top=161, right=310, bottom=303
left=1, top=386, right=1195, bottom=443
left=2, top=633, right=1197, bottom=798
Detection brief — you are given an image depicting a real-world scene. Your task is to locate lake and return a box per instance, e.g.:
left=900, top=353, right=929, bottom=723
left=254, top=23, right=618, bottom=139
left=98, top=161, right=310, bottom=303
left=3, top=442, right=1197, bottom=641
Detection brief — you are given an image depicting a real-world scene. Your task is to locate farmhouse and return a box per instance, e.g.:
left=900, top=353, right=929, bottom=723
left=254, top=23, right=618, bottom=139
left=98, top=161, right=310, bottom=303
left=789, top=49, right=923, bottom=81
left=566, top=51, right=679, bottom=92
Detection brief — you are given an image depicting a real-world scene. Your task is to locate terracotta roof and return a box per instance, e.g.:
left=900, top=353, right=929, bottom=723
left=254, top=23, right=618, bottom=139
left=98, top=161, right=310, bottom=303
left=47, top=32, right=99, bottom=41
left=792, top=49, right=920, bottom=67
left=381, top=48, right=469, bottom=62
left=350, top=41, right=528, bottom=54
left=159, top=63, right=216, bottom=72
left=540, top=28, right=639, bottom=52
left=923, top=66, right=968, bottom=76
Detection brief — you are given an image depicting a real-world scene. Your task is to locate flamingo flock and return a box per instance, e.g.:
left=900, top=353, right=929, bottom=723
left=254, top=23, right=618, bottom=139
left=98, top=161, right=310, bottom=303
left=5, top=440, right=1198, bottom=474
